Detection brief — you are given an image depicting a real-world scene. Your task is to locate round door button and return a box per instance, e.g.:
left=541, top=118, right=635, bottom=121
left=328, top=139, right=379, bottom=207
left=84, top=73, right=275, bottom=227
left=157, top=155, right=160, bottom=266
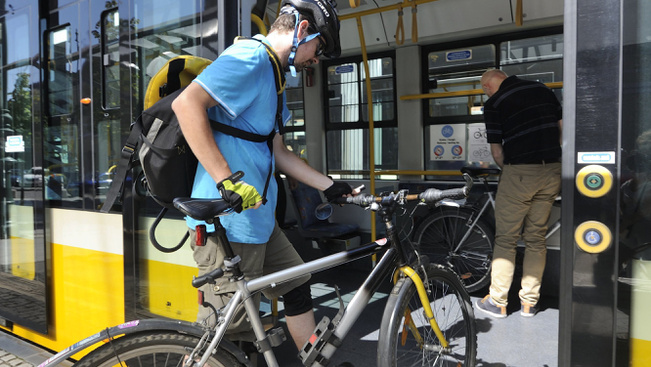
left=576, top=165, right=613, bottom=198
left=574, top=221, right=612, bottom=253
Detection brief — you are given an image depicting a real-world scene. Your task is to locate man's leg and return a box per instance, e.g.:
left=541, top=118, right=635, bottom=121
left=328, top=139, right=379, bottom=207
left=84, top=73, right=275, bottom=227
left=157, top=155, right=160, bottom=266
left=490, top=165, right=534, bottom=306
left=263, top=223, right=315, bottom=350
left=286, top=309, right=317, bottom=350
left=519, top=163, right=561, bottom=305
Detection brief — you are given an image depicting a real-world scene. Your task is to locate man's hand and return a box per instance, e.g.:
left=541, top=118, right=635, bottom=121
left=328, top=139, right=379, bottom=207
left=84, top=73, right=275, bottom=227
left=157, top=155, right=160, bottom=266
left=217, top=172, right=263, bottom=213
left=323, top=181, right=353, bottom=202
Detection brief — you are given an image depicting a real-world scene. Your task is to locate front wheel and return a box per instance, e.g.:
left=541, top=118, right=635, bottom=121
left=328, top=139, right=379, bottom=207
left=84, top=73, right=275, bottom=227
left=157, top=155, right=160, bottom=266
left=73, top=331, right=244, bottom=367
left=377, top=264, right=477, bottom=367
left=413, top=207, right=494, bottom=293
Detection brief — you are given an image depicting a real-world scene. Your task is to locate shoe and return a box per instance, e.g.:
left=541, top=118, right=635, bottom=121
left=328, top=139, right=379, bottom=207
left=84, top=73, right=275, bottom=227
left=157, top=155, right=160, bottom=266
left=475, top=295, right=507, bottom=318
left=520, top=301, right=539, bottom=317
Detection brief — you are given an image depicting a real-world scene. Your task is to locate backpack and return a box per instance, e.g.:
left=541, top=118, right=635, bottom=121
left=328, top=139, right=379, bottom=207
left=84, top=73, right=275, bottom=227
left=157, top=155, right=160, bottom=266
left=100, top=38, right=286, bottom=252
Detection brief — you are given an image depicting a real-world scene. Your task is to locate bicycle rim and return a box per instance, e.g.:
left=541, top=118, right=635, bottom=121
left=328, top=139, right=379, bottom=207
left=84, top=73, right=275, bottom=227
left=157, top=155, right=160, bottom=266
left=73, top=332, right=243, bottom=367
left=378, top=264, right=477, bottom=367
left=414, top=208, right=494, bottom=293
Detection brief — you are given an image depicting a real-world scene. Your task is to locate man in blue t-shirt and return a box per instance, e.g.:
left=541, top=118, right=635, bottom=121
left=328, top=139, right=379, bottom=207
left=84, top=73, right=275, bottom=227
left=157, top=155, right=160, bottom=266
left=475, top=69, right=562, bottom=319
left=172, top=0, right=353, bottom=352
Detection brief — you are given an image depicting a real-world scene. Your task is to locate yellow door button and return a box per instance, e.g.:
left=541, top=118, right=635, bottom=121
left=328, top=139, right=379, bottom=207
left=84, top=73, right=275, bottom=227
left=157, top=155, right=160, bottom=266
left=574, top=221, right=612, bottom=253
left=575, top=165, right=613, bottom=198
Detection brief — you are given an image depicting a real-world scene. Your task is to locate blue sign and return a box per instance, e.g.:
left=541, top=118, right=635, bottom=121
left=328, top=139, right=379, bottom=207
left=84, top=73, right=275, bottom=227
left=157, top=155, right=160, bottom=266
left=446, top=50, right=472, bottom=62
left=441, top=125, right=454, bottom=138
left=335, top=65, right=354, bottom=74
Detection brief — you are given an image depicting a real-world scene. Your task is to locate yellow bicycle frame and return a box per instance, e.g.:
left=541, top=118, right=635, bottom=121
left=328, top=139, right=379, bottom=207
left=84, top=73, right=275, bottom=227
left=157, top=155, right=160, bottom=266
left=393, top=266, right=449, bottom=349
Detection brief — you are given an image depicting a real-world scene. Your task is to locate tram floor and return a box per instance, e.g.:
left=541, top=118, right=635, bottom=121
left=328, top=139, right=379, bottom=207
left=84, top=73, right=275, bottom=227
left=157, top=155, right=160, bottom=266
left=264, top=229, right=561, bottom=367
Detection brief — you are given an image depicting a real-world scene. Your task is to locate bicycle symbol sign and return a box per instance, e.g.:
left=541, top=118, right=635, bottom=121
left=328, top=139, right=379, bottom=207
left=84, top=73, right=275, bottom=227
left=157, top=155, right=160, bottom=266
left=441, top=125, right=454, bottom=138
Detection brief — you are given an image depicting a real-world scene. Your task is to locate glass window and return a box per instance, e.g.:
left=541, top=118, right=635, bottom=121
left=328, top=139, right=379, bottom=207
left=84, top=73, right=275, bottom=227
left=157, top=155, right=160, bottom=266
left=617, top=1, right=651, bottom=364
left=0, top=3, right=49, bottom=333
left=326, top=128, right=398, bottom=180
left=325, top=54, right=397, bottom=178
left=327, top=62, right=359, bottom=124
left=500, top=34, right=564, bottom=102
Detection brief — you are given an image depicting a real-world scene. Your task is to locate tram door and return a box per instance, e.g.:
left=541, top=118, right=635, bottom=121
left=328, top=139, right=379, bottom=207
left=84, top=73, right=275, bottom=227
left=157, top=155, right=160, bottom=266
left=0, top=0, right=48, bottom=334
left=560, top=1, right=651, bottom=366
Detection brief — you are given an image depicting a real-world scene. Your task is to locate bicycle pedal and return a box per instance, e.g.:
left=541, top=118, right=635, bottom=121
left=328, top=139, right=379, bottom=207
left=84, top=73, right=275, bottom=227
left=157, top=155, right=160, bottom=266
left=298, top=316, right=340, bottom=366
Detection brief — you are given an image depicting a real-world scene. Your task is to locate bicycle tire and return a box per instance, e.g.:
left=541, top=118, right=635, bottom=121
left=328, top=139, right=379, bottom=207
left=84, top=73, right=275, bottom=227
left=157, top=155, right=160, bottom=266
left=413, top=207, right=494, bottom=293
left=377, top=264, right=477, bottom=367
left=73, top=331, right=244, bottom=367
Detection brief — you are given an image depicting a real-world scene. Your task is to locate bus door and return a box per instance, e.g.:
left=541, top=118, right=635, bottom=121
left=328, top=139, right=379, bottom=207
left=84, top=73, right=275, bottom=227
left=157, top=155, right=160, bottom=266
left=0, top=0, right=48, bottom=334
left=561, top=1, right=651, bottom=366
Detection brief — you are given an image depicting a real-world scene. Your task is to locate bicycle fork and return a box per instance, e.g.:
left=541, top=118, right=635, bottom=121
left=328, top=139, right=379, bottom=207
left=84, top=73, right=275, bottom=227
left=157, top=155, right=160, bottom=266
left=397, top=266, right=449, bottom=350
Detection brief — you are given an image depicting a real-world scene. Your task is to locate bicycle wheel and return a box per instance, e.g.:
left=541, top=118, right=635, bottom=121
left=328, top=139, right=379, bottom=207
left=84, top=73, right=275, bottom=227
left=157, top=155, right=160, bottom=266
left=413, top=207, right=494, bottom=293
left=73, top=331, right=243, bottom=367
left=377, top=264, right=477, bottom=367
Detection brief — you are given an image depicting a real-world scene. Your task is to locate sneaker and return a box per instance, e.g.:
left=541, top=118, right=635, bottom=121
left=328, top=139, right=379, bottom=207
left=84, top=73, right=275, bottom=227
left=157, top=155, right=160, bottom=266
left=520, top=302, right=539, bottom=317
left=475, top=295, right=507, bottom=318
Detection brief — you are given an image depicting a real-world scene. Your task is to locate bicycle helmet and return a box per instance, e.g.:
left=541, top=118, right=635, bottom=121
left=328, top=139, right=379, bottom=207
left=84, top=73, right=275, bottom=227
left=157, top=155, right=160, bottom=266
left=280, top=0, right=341, bottom=75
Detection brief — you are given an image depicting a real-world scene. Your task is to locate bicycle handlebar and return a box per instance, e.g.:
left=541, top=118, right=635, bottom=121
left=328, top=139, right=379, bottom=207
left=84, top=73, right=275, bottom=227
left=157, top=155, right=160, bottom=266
left=330, top=173, right=473, bottom=209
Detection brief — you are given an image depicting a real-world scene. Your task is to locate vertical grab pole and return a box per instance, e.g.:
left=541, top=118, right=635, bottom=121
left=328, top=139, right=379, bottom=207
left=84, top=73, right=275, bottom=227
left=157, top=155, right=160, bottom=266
left=355, top=16, right=378, bottom=265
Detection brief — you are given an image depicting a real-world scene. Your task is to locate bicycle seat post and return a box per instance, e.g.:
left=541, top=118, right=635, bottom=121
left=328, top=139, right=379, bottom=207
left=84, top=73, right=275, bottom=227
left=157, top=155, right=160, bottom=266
left=213, top=218, right=244, bottom=279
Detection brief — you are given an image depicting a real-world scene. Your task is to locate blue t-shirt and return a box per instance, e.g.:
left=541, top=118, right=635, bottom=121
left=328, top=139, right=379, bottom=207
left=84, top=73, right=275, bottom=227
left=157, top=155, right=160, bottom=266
left=187, top=35, right=290, bottom=244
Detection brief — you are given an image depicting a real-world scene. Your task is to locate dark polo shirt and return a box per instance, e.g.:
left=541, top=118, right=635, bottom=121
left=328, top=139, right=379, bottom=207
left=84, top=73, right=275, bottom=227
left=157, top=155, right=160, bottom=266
left=484, top=75, right=562, bottom=164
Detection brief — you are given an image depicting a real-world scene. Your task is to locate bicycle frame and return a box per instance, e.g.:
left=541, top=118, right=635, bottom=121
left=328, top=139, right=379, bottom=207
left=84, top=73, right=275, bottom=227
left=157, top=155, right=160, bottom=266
left=201, top=219, right=448, bottom=367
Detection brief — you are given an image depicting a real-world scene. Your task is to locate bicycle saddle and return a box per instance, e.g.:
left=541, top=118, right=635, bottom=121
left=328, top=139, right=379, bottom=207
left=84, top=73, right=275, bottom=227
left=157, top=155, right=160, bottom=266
left=461, top=166, right=501, bottom=178
left=173, top=197, right=232, bottom=221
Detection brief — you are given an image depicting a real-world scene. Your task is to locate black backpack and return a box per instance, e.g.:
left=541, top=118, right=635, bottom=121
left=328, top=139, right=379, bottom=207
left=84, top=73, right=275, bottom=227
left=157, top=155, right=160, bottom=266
left=101, top=38, right=286, bottom=252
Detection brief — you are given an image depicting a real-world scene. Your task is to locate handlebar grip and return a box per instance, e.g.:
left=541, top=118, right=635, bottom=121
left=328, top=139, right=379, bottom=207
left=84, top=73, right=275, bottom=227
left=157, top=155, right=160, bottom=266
left=192, top=268, right=224, bottom=288
left=418, top=187, right=467, bottom=203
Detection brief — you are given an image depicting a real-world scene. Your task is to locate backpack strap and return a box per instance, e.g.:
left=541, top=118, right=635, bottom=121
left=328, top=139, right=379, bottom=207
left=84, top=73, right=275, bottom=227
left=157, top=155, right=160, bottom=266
left=100, top=121, right=142, bottom=212
left=159, top=58, right=186, bottom=99
left=211, top=36, right=286, bottom=205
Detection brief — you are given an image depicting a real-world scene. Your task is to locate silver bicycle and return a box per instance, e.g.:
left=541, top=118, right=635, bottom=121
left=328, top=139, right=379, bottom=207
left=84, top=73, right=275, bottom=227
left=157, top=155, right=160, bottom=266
left=41, top=174, right=477, bottom=367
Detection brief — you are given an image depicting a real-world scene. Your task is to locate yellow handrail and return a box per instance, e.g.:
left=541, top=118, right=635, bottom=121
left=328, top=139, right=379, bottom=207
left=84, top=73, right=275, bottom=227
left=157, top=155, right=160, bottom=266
left=339, top=0, right=439, bottom=21
left=400, top=82, right=564, bottom=101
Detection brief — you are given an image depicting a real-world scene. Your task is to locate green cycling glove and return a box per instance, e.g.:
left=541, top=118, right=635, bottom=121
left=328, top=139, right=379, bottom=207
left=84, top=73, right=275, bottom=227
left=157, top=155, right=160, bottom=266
left=216, top=171, right=263, bottom=213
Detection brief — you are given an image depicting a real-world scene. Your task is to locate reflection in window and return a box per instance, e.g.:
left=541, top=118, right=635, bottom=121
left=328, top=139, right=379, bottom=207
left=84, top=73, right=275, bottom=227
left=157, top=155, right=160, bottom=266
left=47, top=26, right=73, bottom=116
left=283, top=72, right=307, bottom=160
left=325, top=56, right=397, bottom=178
left=102, top=9, right=120, bottom=109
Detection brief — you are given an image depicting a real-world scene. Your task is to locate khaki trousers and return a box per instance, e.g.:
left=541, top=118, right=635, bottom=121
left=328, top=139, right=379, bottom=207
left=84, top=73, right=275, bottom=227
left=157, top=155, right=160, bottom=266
left=190, top=222, right=310, bottom=341
left=489, top=162, right=561, bottom=307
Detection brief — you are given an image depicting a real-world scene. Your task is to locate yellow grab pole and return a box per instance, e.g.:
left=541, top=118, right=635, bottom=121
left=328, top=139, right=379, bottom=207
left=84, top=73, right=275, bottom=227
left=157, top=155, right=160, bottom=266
left=355, top=16, right=378, bottom=260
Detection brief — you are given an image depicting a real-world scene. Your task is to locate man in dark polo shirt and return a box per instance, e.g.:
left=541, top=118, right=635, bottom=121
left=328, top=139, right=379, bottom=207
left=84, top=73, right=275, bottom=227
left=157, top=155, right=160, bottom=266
left=475, top=69, right=562, bottom=318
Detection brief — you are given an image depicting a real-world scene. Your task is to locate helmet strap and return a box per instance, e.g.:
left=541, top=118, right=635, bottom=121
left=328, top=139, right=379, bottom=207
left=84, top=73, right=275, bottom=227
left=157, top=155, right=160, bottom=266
left=287, top=11, right=320, bottom=77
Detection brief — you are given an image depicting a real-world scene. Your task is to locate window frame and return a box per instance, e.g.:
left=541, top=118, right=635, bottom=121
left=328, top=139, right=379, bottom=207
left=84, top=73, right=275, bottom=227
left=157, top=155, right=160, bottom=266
left=323, top=50, right=397, bottom=131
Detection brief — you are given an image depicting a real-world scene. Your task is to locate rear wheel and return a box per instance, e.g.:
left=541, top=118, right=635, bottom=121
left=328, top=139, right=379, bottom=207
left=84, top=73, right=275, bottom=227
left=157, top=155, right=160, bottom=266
left=377, top=264, right=477, bottom=367
left=413, top=207, right=494, bottom=293
left=73, top=332, right=243, bottom=367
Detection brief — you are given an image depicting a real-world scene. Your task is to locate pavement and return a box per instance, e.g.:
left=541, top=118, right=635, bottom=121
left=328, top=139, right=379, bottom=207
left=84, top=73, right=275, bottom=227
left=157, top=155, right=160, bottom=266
left=0, top=331, right=66, bottom=367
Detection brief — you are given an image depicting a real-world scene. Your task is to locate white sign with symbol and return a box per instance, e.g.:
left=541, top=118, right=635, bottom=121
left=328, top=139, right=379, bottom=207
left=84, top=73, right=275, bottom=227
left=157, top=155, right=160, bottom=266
left=5, top=135, right=25, bottom=153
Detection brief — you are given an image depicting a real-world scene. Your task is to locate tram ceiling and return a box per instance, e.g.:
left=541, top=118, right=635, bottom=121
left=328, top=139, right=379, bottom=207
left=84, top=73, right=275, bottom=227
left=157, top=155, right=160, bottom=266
left=264, top=0, right=563, bottom=55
